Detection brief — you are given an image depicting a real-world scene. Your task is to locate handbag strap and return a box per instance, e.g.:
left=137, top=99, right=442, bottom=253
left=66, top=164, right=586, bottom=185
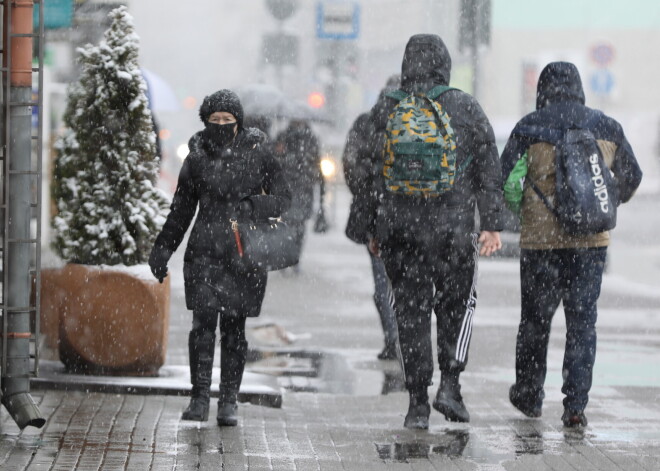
left=230, top=218, right=244, bottom=257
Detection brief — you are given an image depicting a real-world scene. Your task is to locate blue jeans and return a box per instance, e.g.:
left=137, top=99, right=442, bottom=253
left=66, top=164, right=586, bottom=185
left=516, top=247, right=606, bottom=412
left=369, top=250, right=397, bottom=349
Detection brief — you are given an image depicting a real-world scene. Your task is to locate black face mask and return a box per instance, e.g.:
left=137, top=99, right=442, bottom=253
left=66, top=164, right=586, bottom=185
left=203, top=122, right=236, bottom=148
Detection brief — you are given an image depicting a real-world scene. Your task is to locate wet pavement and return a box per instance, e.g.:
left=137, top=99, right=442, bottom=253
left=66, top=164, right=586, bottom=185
left=1, top=184, right=659, bottom=470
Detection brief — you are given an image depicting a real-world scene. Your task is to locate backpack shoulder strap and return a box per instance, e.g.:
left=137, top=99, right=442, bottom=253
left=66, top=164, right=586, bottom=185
left=527, top=174, right=558, bottom=217
left=423, top=86, right=458, bottom=140
left=426, top=85, right=458, bottom=100
left=385, top=89, right=409, bottom=102
left=458, top=155, right=473, bottom=173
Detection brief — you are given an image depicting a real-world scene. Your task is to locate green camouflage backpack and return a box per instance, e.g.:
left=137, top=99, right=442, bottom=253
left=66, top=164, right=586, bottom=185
left=384, top=85, right=469, bottom=196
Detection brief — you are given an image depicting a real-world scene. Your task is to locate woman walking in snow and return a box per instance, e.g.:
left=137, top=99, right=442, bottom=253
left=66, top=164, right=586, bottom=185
left=148, top=89, right=290, bottom=426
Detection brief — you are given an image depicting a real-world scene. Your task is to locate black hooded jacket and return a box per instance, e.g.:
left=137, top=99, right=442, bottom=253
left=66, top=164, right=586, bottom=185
left=365, top=34, right=504, bottom=237
left=501, top=61, right=642, bottom=250
left=501, top=62, right=642, bottom=205
left=342, top=112, right=376, bottom=243
left=273, top=122, right=322, bottom=222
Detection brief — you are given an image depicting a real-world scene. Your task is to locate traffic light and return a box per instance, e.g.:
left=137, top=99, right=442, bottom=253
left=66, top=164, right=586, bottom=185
left=307, top=91, right=326, bottom=109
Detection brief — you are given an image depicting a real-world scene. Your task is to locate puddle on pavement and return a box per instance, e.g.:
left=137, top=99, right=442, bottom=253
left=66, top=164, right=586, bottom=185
left=246, top=349, right=658, bottom=466
left=247, top=349, right=406, bottom=395
left=376, top=430, right=470, bottom=462
left=372, top=422, right=607, bottom=465
left=0, top=434, right=58, bottom=451
left=512, top=429, right=547, bottom=455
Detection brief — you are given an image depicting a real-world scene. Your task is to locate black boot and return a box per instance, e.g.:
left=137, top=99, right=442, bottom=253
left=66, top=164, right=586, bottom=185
left=217, top=386, right=239, bottom=426
left=433, top=372, right=470, bottom=423
left=404, top=387, right=430, bottom=430
left=182, top=331, right=215, bottom=421
left=509, top=384, right=543, bottom=418
left=216, top=335, right=247, bottom=427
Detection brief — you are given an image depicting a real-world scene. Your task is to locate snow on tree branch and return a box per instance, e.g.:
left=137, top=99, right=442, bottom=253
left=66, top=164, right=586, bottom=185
left=52, top=6, right=170, bottom=266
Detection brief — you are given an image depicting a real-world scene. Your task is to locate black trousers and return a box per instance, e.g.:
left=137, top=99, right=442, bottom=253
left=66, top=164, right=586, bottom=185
left=192, top=310, right=247, bottom=393
left=381, top=231, right=479, bottom=391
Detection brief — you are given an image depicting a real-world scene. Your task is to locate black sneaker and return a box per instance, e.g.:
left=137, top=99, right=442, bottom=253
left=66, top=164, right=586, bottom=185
left=562, top=409, right=588, bottom=428
left=404, top=402, right=430, bottom=430
left=509, top=385, right=542, bottom=418
left=433, top=386, right=470, bottom=423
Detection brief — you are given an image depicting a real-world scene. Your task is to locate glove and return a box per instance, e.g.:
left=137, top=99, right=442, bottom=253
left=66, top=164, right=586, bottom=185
left=148, top=246, right=170, bottom=283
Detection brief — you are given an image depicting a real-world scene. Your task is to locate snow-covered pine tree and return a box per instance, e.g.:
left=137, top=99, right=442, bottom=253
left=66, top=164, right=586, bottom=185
left=52, top=6, right=170, bottom=266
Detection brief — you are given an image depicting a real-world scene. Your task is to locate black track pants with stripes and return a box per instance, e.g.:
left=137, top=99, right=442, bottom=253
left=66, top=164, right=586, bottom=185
left=380, top=231, right=479, bottom=391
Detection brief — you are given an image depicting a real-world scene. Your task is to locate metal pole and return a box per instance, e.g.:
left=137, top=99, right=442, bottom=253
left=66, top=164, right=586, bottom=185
left=1, top=0, right=45, bottom=430
left=471, top=43, right=479, bottom=100
left=276, top=19, right=283, bottom=91
left=34, top=0, right=44, bottom=376
left=5, top=85, right=33, bottom=411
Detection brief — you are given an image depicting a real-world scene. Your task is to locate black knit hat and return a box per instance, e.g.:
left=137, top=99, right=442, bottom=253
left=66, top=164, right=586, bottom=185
left=199, top=89, right=244, bottom=129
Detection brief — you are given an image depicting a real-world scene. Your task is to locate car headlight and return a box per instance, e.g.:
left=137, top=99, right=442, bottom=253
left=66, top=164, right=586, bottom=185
left=176, top=143, right=189, bottom=161
left=320, top=155, right=337, bottom=179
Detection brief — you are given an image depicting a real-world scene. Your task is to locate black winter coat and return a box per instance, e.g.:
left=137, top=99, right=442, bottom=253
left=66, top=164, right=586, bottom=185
left=153, top=127, right=291, bottom=316
left=274, top=123, right=322, bottom=222
left=364, top=34, right=504, bottom=241
left=343, top=112, right=378, bottom=244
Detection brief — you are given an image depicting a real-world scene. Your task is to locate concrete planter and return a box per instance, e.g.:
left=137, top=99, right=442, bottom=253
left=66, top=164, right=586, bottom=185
left=40, top=264, right=170, bottom=376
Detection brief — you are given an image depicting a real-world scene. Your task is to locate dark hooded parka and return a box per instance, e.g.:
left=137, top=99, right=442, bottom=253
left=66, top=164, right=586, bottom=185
left=501, top=61, right=643, bottom=250
left=152, top=90, right=291, bottom=317
left=273, top=120, right=322, bottom=223
left=343, top=76, right=400, bottom=244
left=363, top=34, right=504, bottom=393
left=366, top=34, right=503, bottom=238
left=343, top=111, right=377, bottom=244
left=501, top=62, right=642, bottom=417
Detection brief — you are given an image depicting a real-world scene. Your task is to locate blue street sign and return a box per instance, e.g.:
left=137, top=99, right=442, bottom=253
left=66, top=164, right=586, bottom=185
left=34, top=0, right=73, bottom=30
left=316, top=1, right=360, bottom=40
left=590, top=69, right=615, bottom=96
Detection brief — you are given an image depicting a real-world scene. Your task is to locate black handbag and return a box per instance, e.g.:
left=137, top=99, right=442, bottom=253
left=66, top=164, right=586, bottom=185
left=231, top=217, right=299, bottom=271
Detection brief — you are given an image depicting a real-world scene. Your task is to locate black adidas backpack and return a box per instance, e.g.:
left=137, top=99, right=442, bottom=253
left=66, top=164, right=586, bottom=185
left=529, top=126, right=618, bottom=235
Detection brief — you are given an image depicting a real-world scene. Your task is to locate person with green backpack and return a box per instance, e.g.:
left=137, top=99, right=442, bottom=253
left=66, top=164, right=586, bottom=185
left=361, top=34, right=504, bottom=429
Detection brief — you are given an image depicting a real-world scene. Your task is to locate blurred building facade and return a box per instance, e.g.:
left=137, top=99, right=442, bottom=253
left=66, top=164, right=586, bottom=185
left=123, top=0, right=463, bottom=153
left=41, top=0, right=659, bottom=193
left=483, top=0, right=660, bottom=192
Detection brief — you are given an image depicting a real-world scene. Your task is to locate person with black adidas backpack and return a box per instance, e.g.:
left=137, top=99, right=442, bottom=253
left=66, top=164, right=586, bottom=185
left=501, top=62, right=642, bottom=428
left=361, top=34, right=505, bottom=429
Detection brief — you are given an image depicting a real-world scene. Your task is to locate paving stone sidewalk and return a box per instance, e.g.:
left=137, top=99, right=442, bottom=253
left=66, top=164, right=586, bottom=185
left=2, top=381, right=659, bottom=470
left=0, top=185, right=658, bottom=470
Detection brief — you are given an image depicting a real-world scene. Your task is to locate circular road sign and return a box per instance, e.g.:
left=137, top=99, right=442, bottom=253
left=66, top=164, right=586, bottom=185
left=591, top=43, right=615, bottom=66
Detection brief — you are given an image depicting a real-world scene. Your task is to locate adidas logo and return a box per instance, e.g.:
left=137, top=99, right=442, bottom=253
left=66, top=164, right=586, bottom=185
left=589, top=153, right=609, bottom=213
